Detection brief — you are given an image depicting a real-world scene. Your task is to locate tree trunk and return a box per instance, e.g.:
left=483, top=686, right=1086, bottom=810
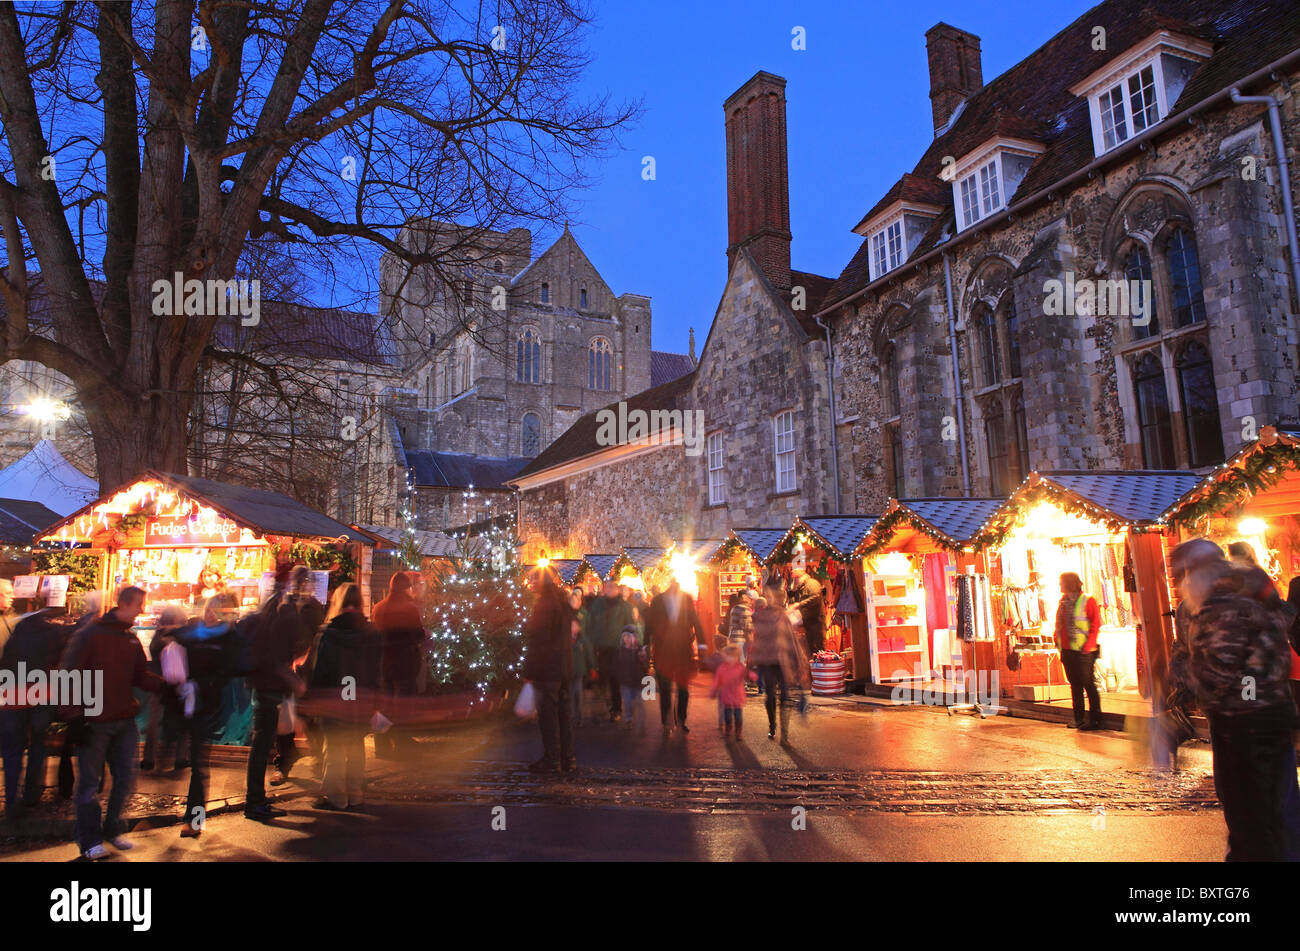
left=82, top=380, right=191, bottom=490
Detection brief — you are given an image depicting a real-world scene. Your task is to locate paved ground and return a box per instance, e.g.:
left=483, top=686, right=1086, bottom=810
left=0, top=677, right=1234, bottom=861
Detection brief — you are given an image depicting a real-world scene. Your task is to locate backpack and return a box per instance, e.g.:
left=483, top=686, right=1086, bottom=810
left=230, top=610, right=266, bottom=677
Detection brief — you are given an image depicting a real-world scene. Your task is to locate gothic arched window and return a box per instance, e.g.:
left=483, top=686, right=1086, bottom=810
left=974, top=303, right=1001, bottom=387
left=880, top=344, right=901, bottom=418
left=1166, top=227, right=1207, bottom=328
left=517, top=330, right=540, bottom=384
left=589, top=337, right=612, bottom=391
left=521, top=413, right=541, bottom=456
left=1124, top=244, right=1157, bottom=339
left=1133, top=352, right=1175, bottom=468
left=1176, top=341, right=1224, bottom=467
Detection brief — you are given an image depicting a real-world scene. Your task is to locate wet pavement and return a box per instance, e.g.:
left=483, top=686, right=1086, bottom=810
left=0, top=676, right=1235, bottom=861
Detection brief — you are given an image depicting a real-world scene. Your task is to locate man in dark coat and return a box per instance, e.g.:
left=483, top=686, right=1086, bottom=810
left=244, top=570, right=306, bottom=821
left=277, top=565, right=326, bottom=777
left=788, top=567, right=826, bottom=655
left=372, top=571, right=425, bottom=758
left=60, top=586, right=163, bottom=859
left=522, top=569, right=575, bottom=772
left=584, top=578, right=635, bottom=721
left=644, top=579, right=704, bottom=734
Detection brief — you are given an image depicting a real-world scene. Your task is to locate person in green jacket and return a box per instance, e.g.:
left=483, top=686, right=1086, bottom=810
left=585, top=579, right=636, bottom=721
left=569, top=589, right=596, bottom=726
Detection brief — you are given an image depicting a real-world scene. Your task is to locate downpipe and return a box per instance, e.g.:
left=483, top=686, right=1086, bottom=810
left=814, top=313, right=842, bottom=513
left=942, top=251, right=972, bottom=496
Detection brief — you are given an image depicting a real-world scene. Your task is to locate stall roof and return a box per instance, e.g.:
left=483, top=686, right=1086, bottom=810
left=1022, top=470, right=1205, bottom=526
left=0, top=497, right=63, bottom=547
left=893, top=498, right=1004, bottom=546
left=731, top=528, right=790, bottom=565
left=621, top=546, right=670, bottom=572
left=582, top=553, right=620, bottom=580
left=40, top=471, right=372, bottom=545
left=549, top=559, right=585, bottom=584
left=796, top=515, right=879, bottom=560
left=357, top=524, right=461, bottom=558
left=676, top=538, right=726, bottom=564
left=1163, top=426, right=1300, bottom=525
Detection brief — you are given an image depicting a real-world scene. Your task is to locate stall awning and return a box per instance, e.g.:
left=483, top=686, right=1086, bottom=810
left=795, top=515, right=879, bottom=561
left=730, top=528, right=790, bottom=565
left=0, top=498, right=63, bottom=548
left=582, top=553, right=620, bottom=580
left=37, top=470, right=372, bottom=547
left=357, top=524, right=461, bottom=558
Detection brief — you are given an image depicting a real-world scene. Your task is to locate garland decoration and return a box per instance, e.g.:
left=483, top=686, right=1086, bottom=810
left=1163, top=443, right=1300, bottom=529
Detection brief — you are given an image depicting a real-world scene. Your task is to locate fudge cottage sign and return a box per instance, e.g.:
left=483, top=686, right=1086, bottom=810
left=143, top=516, right=242, bottom=547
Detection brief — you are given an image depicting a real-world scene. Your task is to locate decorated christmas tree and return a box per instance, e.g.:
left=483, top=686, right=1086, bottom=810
left=423, top=488, right=526, bottom=696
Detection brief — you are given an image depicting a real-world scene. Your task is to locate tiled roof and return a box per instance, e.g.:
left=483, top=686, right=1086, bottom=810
left=897, top=498, right=1006, bottom=544
left=650, top=351, right=695, bottom=387
left=731, top=528, right=791, bottom=565
left=0, top=497, right=64, bottom=538
left=852, top=173, right=949, bottom=234
left=357, top=524, right=461, bottom=557
left=797, top=515, right=879, bottom=560
left=510, top=372, right=696, bottom=480
left=582, top=553, right=621, bottom=580
left=1030, top=470, right=1205, bottom=524
left=676, top=538, right=727, bottom=564
left=788, top=270, right=837, bottom=336
left=820, top=0, right=1300, bottom=313
left=621, top=546, right=669, bottom=571
left=549, top=558, right=585, bottom=583
left=405, top=451, right=530, bottom=489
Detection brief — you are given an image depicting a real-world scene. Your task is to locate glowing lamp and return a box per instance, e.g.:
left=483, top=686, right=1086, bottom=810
left=668, top=550, right=699, bottom=597
left=1238, top=518, right=1267, bottom=536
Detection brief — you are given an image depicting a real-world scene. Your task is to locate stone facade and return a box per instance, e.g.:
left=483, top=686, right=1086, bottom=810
left=821, top=20, right=1300, bottom=514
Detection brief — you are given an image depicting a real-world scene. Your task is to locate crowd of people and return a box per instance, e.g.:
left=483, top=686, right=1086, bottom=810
left=522, top=563, right=824, bottom=771
left=0, top=566, right=432, bottom=861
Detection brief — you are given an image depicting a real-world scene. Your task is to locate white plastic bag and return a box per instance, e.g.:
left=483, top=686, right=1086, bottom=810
left=178, top=680, right=197, bottom=718
left=369, top=710, right=392, bottom=734
left=160, top=641, right=189, bottom=686
left=514, top=682, right=537, bottom=719
left=277, top=694, right=297, bottom=735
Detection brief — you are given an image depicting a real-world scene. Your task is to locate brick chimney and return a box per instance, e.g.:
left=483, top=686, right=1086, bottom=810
left=724, top=71, right=792, bottom=291
left=925, top=23, right=982, bottom=133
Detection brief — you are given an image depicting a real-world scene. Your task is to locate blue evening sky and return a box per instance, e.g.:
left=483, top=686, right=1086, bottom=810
left=551, top=0, right=1095, bottom=356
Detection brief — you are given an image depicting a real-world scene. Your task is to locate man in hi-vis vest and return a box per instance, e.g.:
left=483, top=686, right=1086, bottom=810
left=1054, top=572, right=1102, bottom=730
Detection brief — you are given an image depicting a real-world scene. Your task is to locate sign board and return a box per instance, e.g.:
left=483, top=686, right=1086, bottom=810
left=143, top=516, right=243, bottom=548
left=311, top=570, right=329, bottom=605
left=12, top=575, right=38, bottom=598
left=39, top=574, right=69, bottom=608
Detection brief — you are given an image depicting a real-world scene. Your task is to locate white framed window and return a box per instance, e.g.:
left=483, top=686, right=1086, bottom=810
left=870, top=219, right=905, bottom=281
left=957, top=159, right=1001, bottom=229
left=1097, top=64, right=1160, bottom=151
left=773, top=411, right=796, bottom=493
left=707, top=432, right=726, bottom=505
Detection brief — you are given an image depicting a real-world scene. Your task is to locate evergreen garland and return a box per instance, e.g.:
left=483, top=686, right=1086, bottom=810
left=1165, top=444, right=1300, bottom=529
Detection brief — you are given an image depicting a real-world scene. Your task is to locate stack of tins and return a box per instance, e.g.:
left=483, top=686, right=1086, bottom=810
left=810, top=652, right=847, bottom=695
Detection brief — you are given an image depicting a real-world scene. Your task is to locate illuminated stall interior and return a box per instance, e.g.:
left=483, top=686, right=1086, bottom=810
left=980, top=471, right=1202, bottom=708
left=855, top=499, right=1002, bottom=687
left=36, top=471, right=373, bottom=640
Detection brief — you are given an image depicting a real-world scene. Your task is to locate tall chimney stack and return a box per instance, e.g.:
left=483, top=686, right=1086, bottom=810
left=724, top=71, right=792, bottom=291
left=925, top=23, right=982, bottom=134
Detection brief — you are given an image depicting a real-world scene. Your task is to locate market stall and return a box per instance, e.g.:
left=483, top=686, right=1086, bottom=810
left=780, top=515, right=878, bottom=682
left=855, top=499, right=1003, bottom=687
left=1164, top=424, right=1300, bottom=620
left=34, top=471, right=375, bottom=637
left=976, top=470, right=1202, bottom=709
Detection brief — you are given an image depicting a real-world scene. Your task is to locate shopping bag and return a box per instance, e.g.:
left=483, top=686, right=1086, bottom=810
left=277, top=694, right=297, bottom=735
left=514, top=681, right=537, bottom=719
left=160, top=640, right=189, bottom=686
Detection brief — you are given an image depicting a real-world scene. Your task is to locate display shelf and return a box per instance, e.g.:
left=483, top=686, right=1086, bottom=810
left=865, top=572, right=931, bottom=684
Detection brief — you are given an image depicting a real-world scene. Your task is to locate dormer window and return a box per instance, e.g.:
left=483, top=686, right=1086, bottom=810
left=870, top=220, right=904, bottom=281
left=947, top=137, right=1044, bottom=233
left=1070, top=31, right=1212, bottom=157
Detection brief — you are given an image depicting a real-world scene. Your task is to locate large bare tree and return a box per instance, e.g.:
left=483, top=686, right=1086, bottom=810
left=0, top=0, right=633, bottom=487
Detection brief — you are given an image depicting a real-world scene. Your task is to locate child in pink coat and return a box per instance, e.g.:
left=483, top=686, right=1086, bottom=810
left=710, top=646, right=755, bottom=740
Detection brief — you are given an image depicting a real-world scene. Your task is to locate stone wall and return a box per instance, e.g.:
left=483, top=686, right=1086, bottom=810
left=829, top=69, right=1300, bottom=510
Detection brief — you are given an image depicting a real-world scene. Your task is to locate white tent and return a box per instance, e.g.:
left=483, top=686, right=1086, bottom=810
left=0, top=440, right=99, bottom=517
